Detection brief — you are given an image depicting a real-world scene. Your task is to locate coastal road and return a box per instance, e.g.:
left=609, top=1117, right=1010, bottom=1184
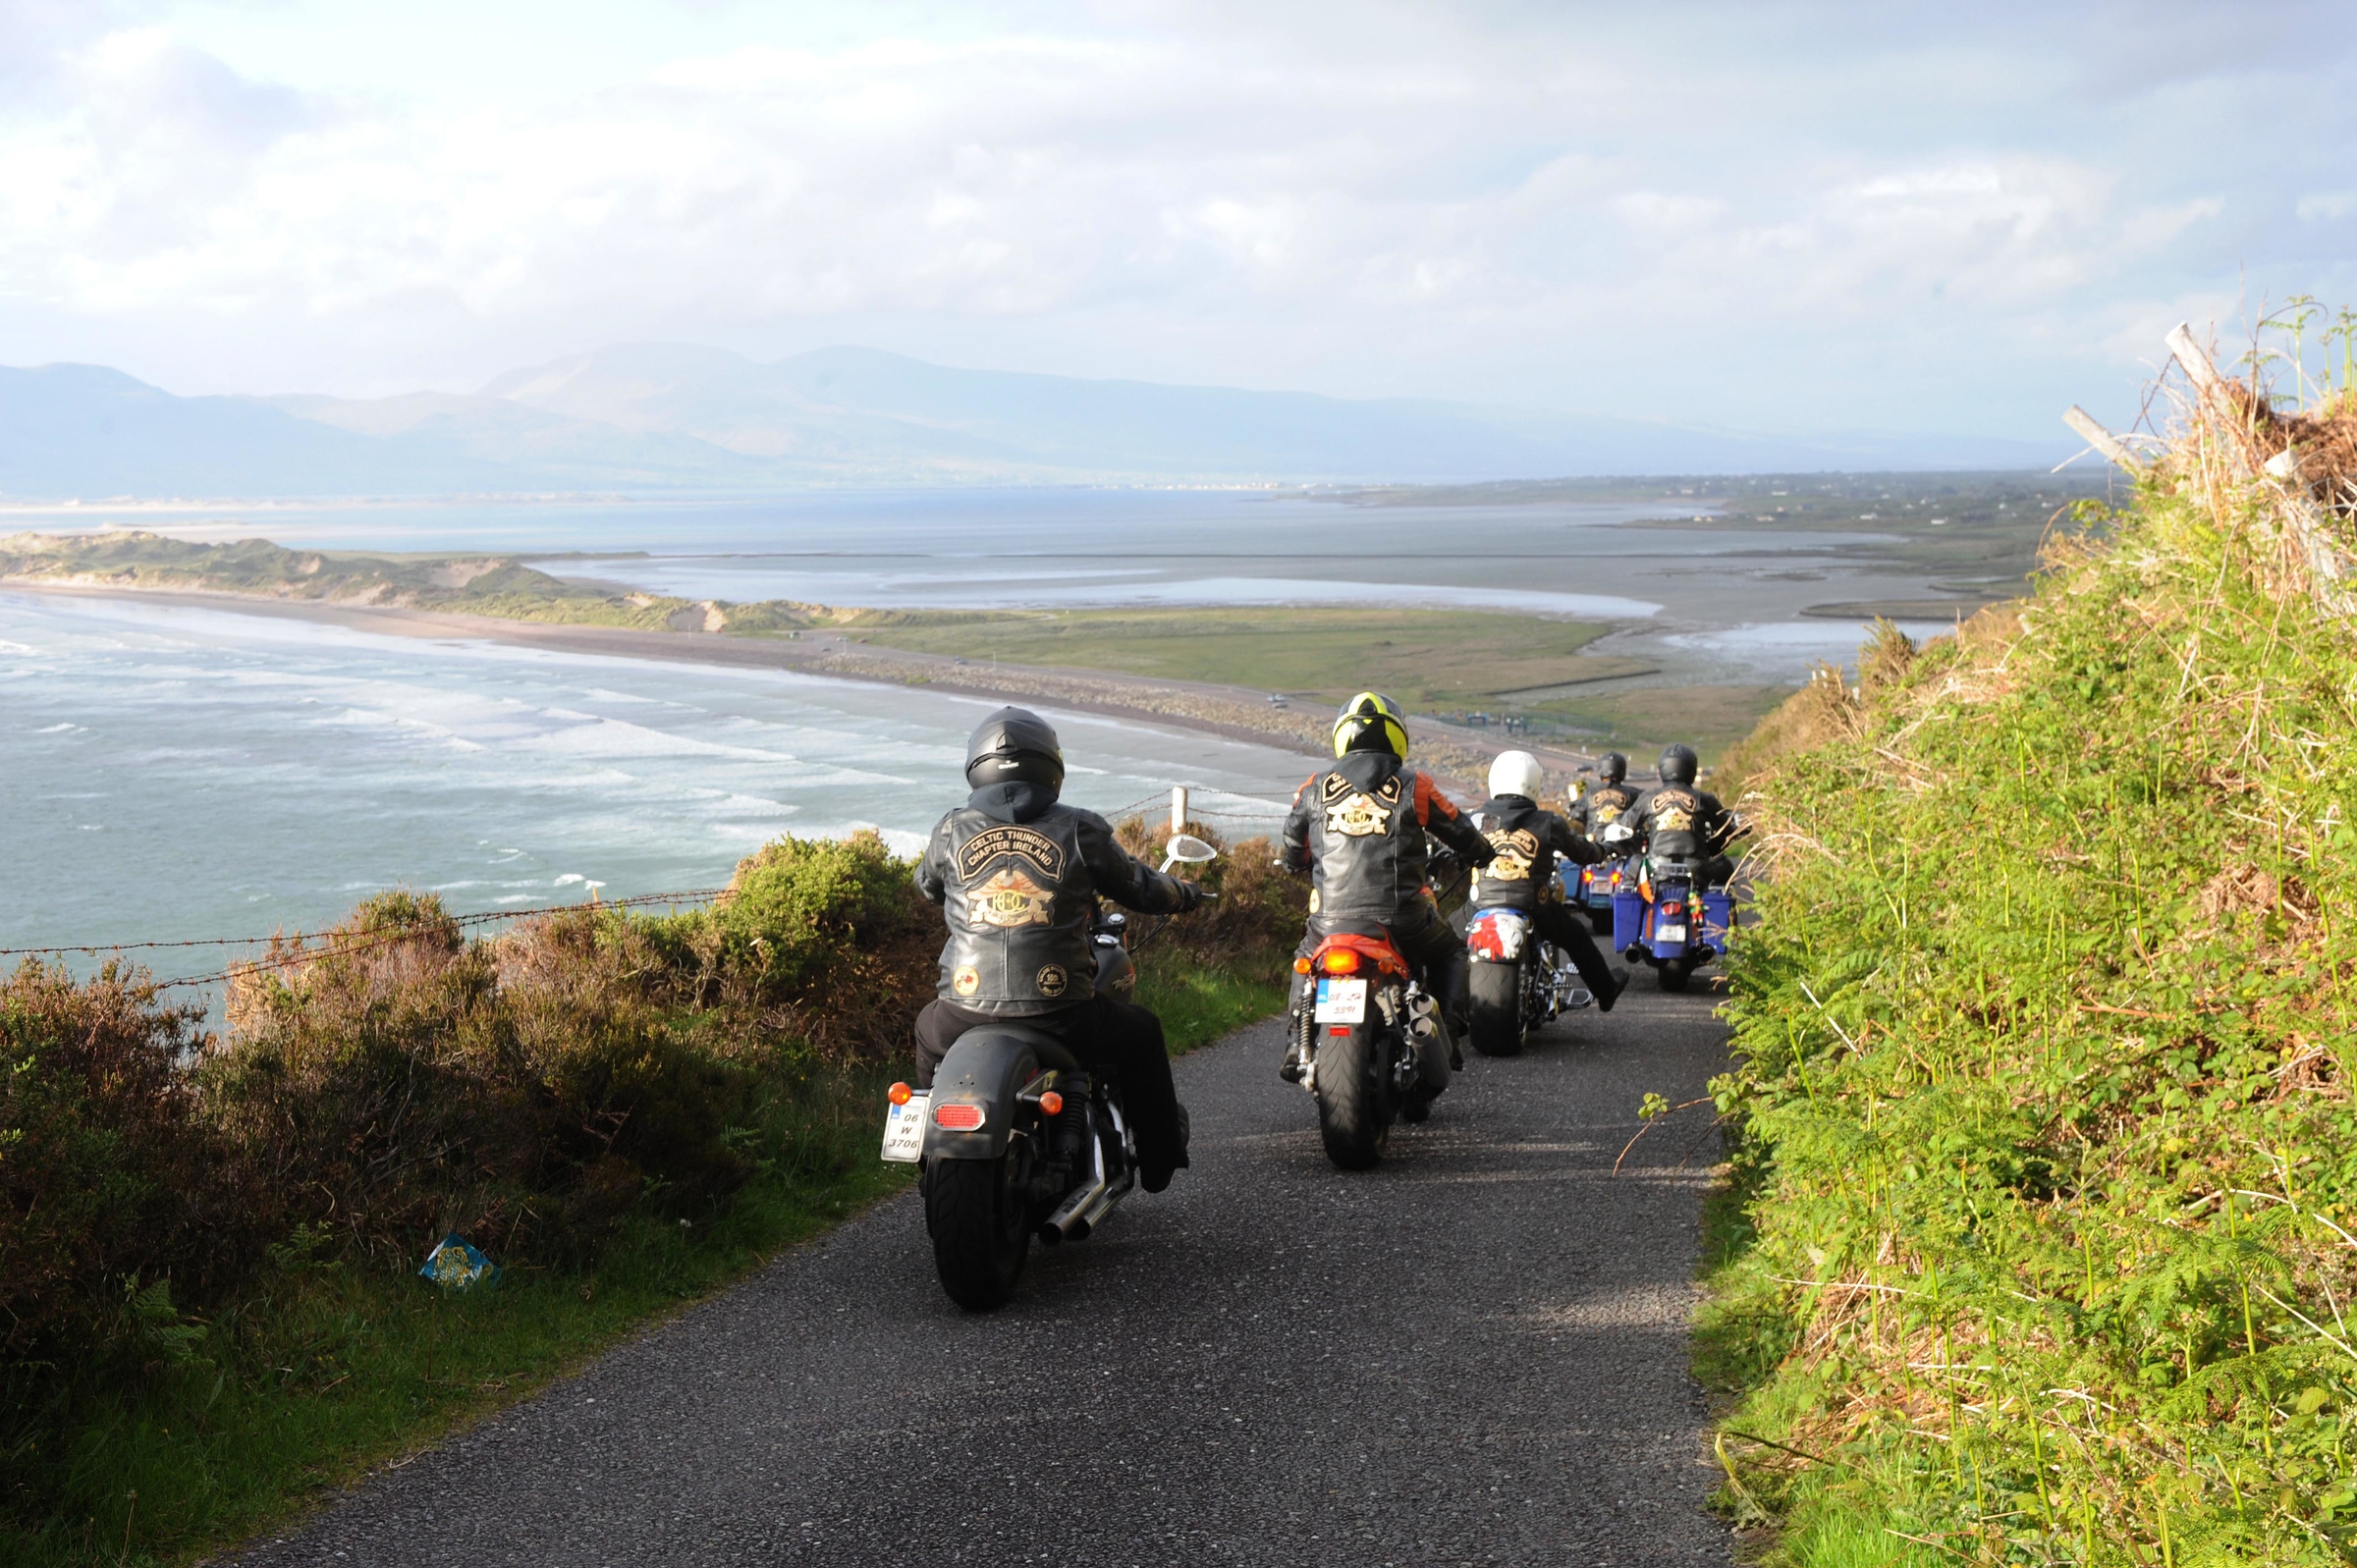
left=232, top=987, right=1734, bottom=1567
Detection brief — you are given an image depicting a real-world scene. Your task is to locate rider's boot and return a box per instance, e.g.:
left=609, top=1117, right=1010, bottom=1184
left=1596, top=965, right=1631, bottom=1013
left=1141, top=1104, right=1191, bottom=1193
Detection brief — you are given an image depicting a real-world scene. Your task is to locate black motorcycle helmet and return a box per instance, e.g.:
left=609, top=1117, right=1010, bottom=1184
left=1657, top=743, right=1699, bottom=786
left=1598, top=751, right=1627, bottom=784
left=965, top=706, right=1066, bottom=794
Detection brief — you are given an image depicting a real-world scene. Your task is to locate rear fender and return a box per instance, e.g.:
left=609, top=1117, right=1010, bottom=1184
left=927, top=1027, right=1077, bottom=1162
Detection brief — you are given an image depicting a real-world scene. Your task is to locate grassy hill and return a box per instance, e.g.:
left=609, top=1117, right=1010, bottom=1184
left=1703, top=358, right=2357, bottom=1560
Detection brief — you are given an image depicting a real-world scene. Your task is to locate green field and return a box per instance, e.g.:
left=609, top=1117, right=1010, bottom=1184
left=820, top=605, right=1639, bottom=711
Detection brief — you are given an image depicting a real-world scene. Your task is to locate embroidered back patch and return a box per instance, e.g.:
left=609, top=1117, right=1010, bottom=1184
left=957, top=823, right=1067, bottom=884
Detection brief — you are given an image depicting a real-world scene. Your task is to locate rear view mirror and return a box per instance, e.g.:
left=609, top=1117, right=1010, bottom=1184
left=1161, top=834, right=1219, bottom=871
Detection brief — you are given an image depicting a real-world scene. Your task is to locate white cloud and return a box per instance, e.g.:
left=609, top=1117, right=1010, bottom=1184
left=0, top=1, right=2349, bottom=438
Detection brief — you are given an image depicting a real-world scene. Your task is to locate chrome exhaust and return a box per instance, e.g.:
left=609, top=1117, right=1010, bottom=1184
left=1040, top=1103, right=1138, bottom=1243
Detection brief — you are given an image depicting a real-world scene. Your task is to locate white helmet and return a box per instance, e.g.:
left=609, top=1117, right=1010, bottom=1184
left=1488, top=749, right=1547, bottom=801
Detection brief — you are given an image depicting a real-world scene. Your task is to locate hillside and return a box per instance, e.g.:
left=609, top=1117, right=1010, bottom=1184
left=2, top=347, right=2072, bottom=500
left=1704, top=337, right=2357, bottom=1561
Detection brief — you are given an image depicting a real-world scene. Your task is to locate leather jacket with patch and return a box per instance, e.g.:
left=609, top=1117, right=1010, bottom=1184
left=1627, top=784, right=1735, bottom=862
left=1567, top=783, right=1642, bottom=839
left=1467, top=794, right=1601, bottom=912
left=916, top=782, right=1191, bottom=1016
left=1280, top=753, right=1492, bottom=934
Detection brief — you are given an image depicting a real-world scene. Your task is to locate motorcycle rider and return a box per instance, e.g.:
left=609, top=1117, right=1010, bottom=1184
left=912, top=707, right=1206, bottom=1192
left=1626, top=743, right=1739, bottom=887
left=1468, top=750, right=1629, bottom=1011
left=1566, top=751, right=1641, bottom=841
left=1279, top=692, right=1495, bottom=1080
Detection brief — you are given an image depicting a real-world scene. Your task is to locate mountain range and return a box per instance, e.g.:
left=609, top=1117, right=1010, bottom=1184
left=1, top=345, right=2071, bottom=500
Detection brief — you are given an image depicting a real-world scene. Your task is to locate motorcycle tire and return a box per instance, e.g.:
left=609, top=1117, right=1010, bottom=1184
left=922, top=1152, right=1031, bottom=1311
left=1657, top=956, right=1695, bottom=993
left=1314, top=1029, right=1391, bottom=1170
left=1467, top=959, right=1526, bottom=1057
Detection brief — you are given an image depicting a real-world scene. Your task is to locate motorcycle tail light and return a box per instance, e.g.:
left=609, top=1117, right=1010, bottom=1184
left=1036, top=1091, right=1064, bottom=1117
left=888, top=1082, right=913, bottom=1106
left=1321, top=948, right=1362, bottom=975
left=1292, top=955, right=1313, bottom=975
left=932, top=1103, right=985, bottom=1132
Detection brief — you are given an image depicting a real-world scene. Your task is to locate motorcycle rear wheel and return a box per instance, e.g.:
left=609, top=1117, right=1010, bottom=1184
left=1657, top=956, right=1696, bottom=993
left=922, top=1152, right=1031, bottom=1311
left=1466, top=960, right=1525, bottom=1057
left=1314, top=1029, right=1391, bottom=1169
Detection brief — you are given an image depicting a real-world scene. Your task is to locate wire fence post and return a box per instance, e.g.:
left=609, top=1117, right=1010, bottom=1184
left=1171, top=785, right=1188, bottom=835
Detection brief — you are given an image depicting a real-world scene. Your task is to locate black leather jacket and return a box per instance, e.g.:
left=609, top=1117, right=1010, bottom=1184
left=1627, top=783, right=1736, bottom=862
left=1467, top=795, right=1601, bottom=912
left=1567, top=783, right=1642, bottom=839
left=916, top=782, right=1190, bottom=1015
left=1281, top=753, right=1492, bottom=933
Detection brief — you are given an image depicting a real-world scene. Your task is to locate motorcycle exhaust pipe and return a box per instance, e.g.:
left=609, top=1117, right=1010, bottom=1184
left=1039, top=1129, right=1111, bottom=1244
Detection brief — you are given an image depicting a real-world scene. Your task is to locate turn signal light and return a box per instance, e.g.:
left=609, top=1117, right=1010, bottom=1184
left=888, top=1082, right=913, bottom=1106
left=933, top=1102, right=985, bottom=1132
left=1320, top=948, right=1362, bottom=975
left=1037, top=1091, right=1065, bottom=1116
left=1292, top=955, right=1313, bottom=975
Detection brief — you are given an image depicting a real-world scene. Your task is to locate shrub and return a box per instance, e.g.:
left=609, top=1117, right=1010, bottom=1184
left=0, top=962, right=222, bottom=1365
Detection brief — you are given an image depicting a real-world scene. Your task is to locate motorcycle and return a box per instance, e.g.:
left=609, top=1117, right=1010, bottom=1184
left=1611, top=852, right=1734, bottom=992
left=1464, top=905, right=1593, bottom=1057
left=881, top=833, right=1219, bottom=1311
left=1286, top=931, right=1451, bottom=1169
left=1572, top=819, right=1639, bottom=935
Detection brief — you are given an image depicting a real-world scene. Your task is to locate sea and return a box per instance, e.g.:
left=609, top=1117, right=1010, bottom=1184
left=0, top=487, right=1951, bottom=981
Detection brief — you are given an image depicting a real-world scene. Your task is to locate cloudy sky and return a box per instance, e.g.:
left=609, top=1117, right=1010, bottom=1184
left=2, top=0, right=2350, bottom=439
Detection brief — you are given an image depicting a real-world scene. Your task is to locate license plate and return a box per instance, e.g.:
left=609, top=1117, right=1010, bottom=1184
left=1654, top=923, right=1687, bottom=944
left=1313, top=977, right=1368, bottom=1023
left=880, top=1093, right=930, bottom=1162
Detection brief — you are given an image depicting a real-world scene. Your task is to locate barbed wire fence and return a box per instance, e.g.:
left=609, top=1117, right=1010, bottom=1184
left=8, top=784, right=1298, bottom=995
left=5, top=888, right=730, bottom=993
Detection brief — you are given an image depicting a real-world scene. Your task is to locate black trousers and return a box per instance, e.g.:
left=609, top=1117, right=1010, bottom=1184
left=912, top=993, right=1185, bottom=1172
left=1527, top=900, right=1621, bottom=997
left=1294, top=900, right=1469, bottom=1033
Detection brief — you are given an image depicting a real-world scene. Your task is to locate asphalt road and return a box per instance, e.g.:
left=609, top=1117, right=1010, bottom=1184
left=231, top=985, right=1735, bottom=1568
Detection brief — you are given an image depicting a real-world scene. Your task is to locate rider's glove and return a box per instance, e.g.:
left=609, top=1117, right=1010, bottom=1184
left=1176, top=881, right=1210, bottom=912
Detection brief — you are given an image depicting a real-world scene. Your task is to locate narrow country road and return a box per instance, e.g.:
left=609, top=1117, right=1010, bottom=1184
left=230, top=988, right=1734, bottom=1567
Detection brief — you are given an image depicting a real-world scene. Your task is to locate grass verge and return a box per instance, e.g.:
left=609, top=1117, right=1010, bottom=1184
left=6, top=1064, right=909, bottom=1568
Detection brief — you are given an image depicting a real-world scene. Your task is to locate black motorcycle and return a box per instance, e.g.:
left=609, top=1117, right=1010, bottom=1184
left=883, top=834, right=1217, bottom=1310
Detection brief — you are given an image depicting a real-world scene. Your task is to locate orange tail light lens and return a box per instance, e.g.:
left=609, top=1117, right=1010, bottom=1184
left=1037, top=1091, right=1065, bottom=1117
left=1293, top=955, right=1313, bottom=975
left=1321, top=948, right=1362, bottom=975
left=888, top=1082, right=913, bottom=1106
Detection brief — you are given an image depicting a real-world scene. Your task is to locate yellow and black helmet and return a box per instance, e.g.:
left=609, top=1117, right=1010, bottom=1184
left=1332, top=691, right=1409, bottom=760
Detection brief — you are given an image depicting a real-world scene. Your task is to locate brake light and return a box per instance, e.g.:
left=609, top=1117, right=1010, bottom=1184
left=1328, top=1025, right=1351, bottom=1036
left=888, top=1082, right=913, bottom=1106
left=1321, top=948, right=1362, bottom=975
left=933, top=1103, right=985, bottom=1132
left=1293, top=955, right=1313, bottom=975
left=1037, top=1091, right=1064, bottom=1117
